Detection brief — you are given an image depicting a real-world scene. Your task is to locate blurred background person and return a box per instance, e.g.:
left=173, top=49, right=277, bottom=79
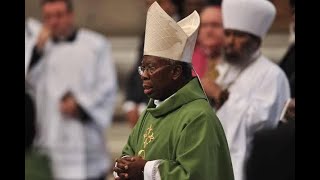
left=279, top=0, right=295, bottom=123
left=25, top=85, right=53, bottom=180
left=246, top=2, right=295, bottom=178
left=123, top=0, right=180, bottom=128
left=201, top=0, right=291, bottom=180
left=25, top=17, right=41, bottom=77
left=192, top=2, right=224, bottom=79
left=192, top=1, right=224, bottom=98
left=26, top=0, right=117, bottom=179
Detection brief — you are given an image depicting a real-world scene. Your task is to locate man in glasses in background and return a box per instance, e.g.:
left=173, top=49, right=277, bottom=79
left=113, top=2, right=234, bottom=180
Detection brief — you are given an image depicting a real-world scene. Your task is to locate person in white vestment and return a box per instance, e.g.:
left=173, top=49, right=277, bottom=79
left=25, top=17, right=41, bottom=78
left=26, top=0, right=117, bottom=179
left=201, top=1, right=291, bottom=180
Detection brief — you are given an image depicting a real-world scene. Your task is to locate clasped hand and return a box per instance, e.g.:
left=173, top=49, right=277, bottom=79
left=113, top=156, right=147, bottom=180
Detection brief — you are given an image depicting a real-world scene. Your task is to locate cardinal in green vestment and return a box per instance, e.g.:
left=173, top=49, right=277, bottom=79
left=113, top=2, right=234, bottom=180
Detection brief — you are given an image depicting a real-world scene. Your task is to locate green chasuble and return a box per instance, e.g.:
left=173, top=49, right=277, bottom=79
left=122, top=78, right=234, bottom=180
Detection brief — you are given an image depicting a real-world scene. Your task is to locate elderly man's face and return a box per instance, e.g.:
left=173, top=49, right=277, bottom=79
left=223, top=29, right=259, bottom=65
left=140, top=56, right=175, bottom=100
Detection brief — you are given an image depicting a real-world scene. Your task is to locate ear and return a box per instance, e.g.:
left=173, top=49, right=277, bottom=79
left=172, top=65, right=182, bottom=80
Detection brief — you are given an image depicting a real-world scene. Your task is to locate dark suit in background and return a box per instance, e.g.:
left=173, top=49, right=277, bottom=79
left=246, top=120, right=295, bottom=180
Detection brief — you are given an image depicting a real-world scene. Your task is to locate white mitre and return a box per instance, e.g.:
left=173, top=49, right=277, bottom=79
left=143, top=2, right=200, bottom=63
left=222, top=0, right=276, bottom=38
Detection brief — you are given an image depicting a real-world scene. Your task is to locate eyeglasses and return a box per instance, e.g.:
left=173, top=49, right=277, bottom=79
left=138, top=64, right=171, bottom=75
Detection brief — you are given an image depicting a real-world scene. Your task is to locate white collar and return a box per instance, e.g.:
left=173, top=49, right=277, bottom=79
left=153, top=93, right=175, bottom=108
left=154, top=100, right=162, bottom=108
